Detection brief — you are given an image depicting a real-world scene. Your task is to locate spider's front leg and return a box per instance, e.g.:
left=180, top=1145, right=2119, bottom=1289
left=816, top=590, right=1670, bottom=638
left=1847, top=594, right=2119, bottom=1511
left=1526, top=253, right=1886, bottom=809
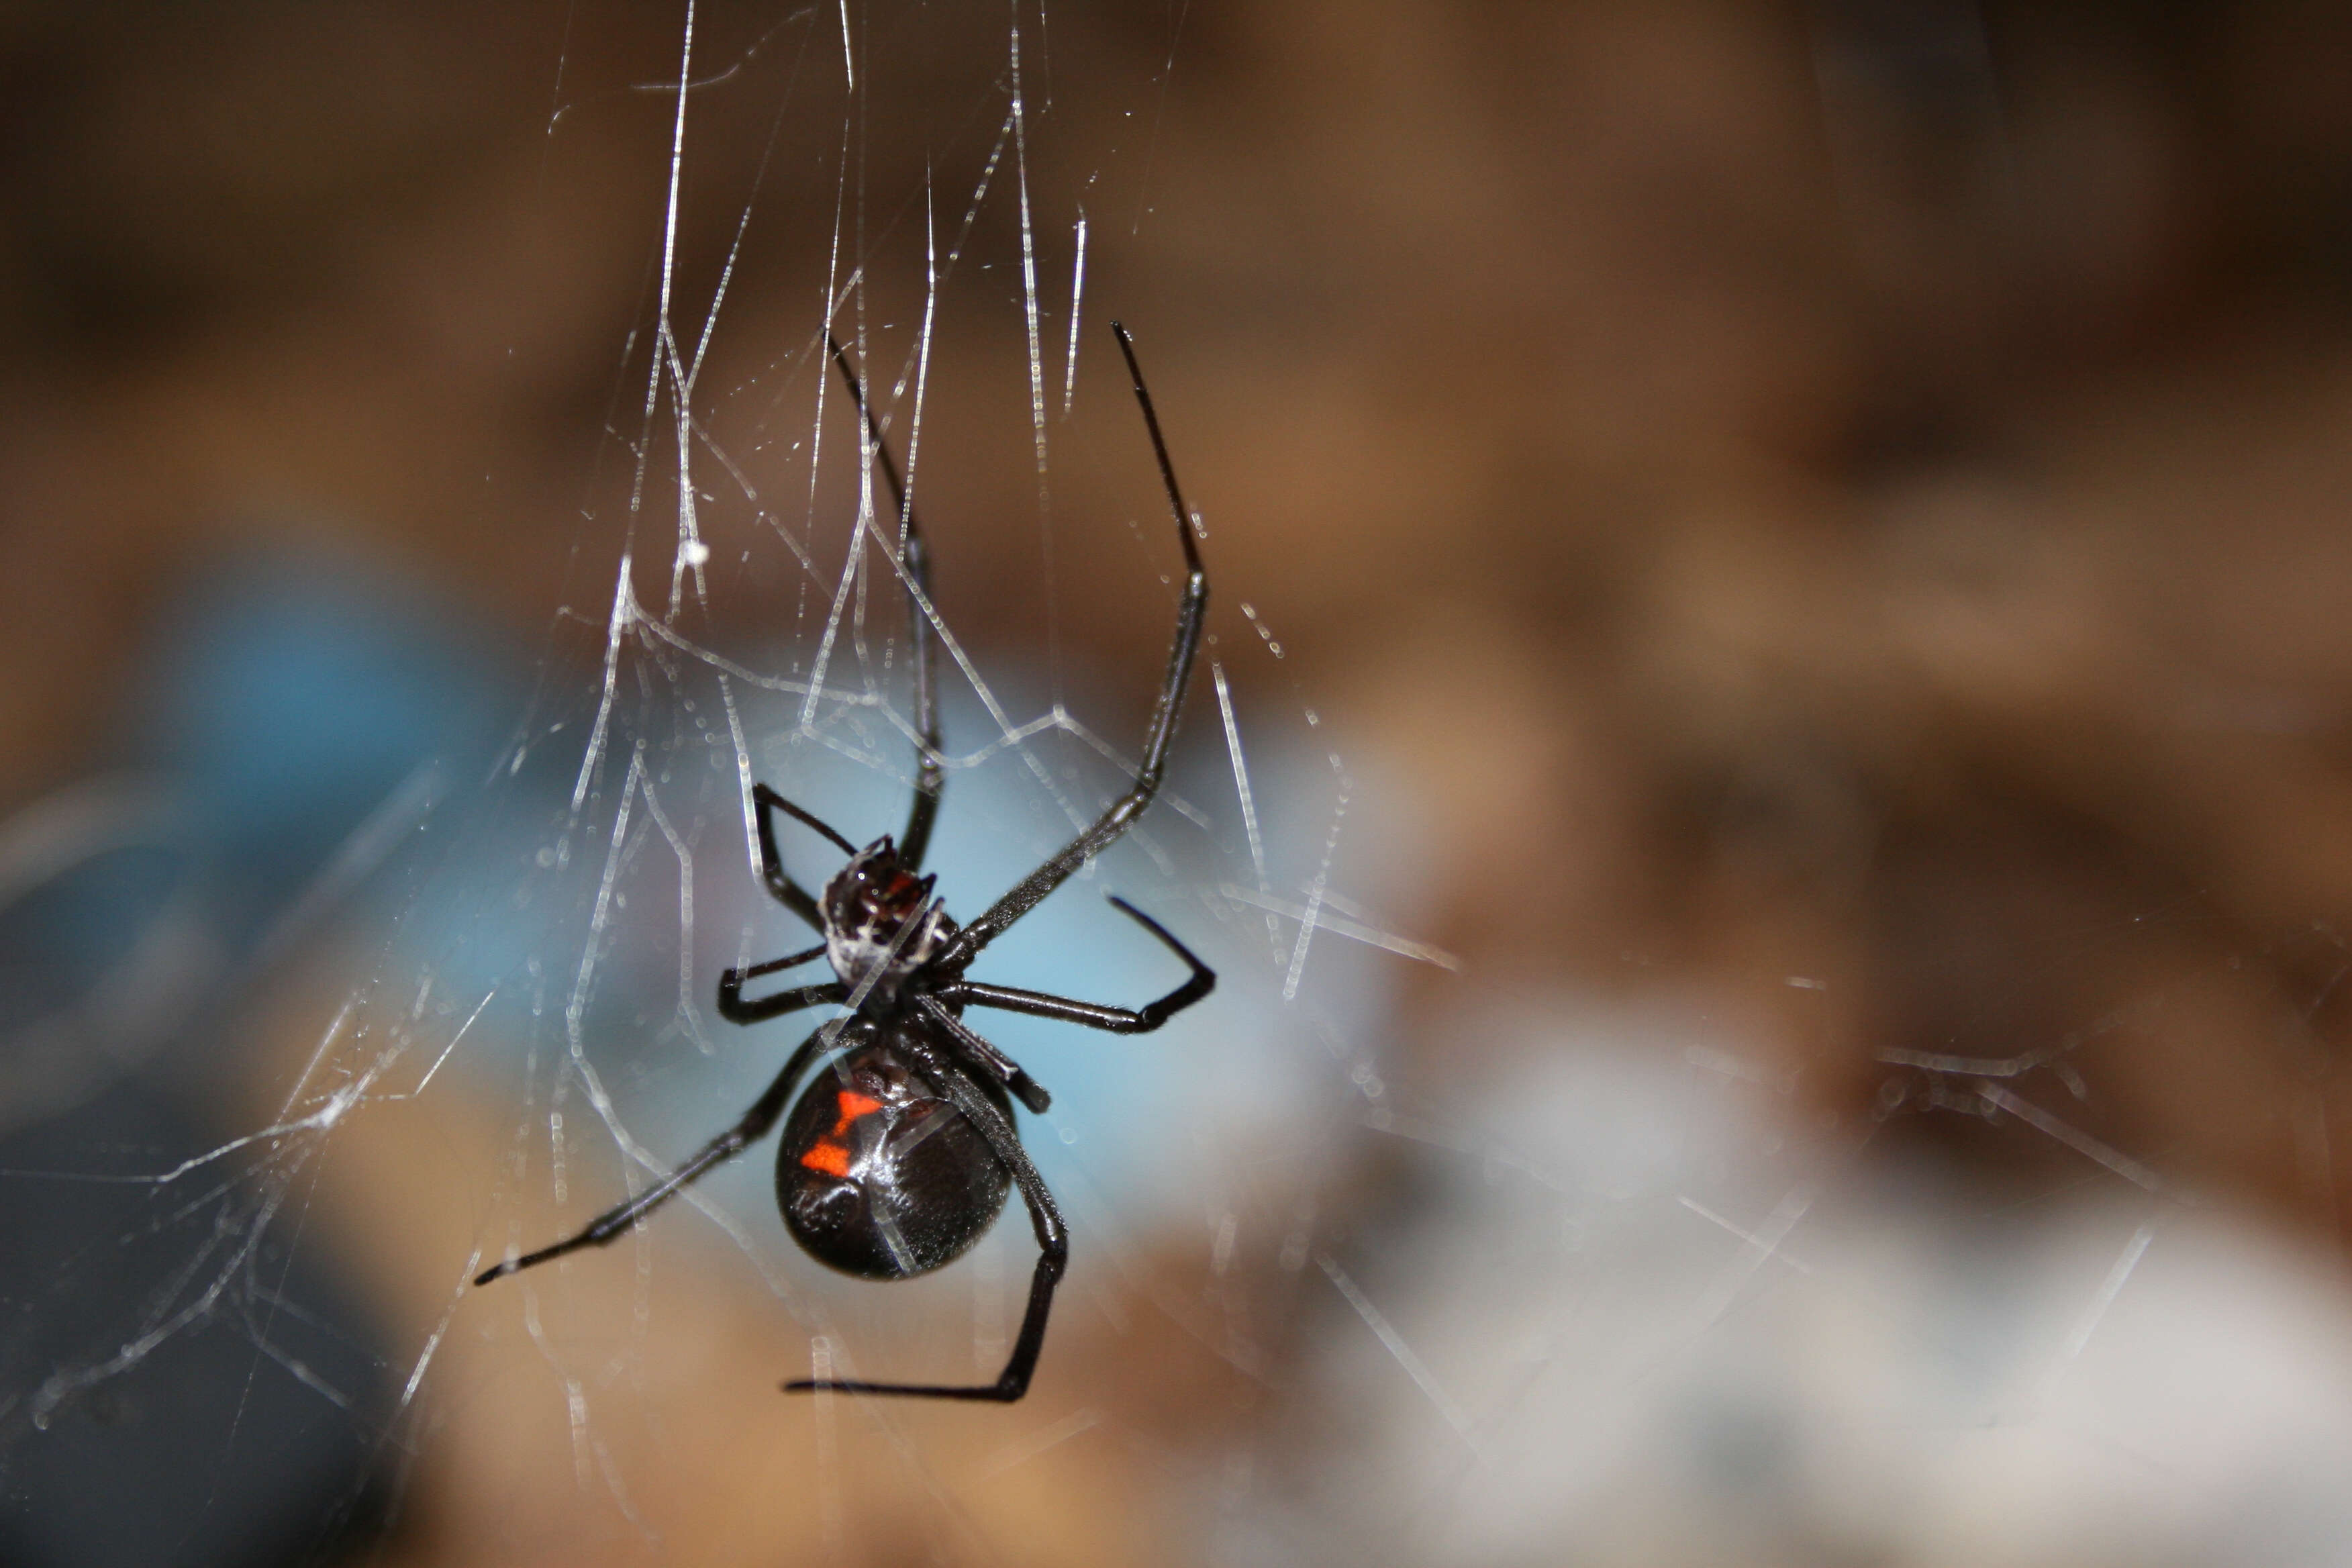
left=824, top=332, right=946, bottom=871
left=749, top=785, right=856, bottom=931
left=935, top=324, right=1210, bottom=969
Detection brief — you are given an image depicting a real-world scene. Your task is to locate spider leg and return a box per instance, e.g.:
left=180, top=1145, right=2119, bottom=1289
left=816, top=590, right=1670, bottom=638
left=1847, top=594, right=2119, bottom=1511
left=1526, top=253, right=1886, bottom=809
left=938, top=324, right=1207, bottom=968
left=785, top=1027, right=1067, bottom=1402
left=476, top=1023, right=839, bottom=1286
left=935, top=897, right=1215, bottom=1036
left=826, top=334, right=946, bottom=871
left=914, top=993, right=1053, bottom=1114
left=718, top=947, right=843, bottom=1025
left=751, top=783, right=854, bottom=930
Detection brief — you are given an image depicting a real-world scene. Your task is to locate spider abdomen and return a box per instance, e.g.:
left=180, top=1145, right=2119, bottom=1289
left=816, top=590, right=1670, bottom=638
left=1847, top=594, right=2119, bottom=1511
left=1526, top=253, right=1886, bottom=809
left=776, top=1025, right=1014, bottom=1281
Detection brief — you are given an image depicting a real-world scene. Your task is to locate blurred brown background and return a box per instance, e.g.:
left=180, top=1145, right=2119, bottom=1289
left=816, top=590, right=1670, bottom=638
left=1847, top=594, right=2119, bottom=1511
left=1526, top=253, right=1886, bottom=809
left=9, top=1, right=2352, bottom=1563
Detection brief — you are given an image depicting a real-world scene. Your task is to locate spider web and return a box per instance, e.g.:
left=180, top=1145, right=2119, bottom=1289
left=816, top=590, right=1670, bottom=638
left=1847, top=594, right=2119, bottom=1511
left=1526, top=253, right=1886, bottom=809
left=0, top=5, right=1417, bottom=1559
left=6, top=5, right=2352, bottom=1567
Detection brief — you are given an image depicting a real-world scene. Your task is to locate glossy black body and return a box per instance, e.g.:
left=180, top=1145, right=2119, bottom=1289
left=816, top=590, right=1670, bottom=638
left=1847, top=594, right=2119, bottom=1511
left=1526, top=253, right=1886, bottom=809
left=476, top=326, right=1214, bottom=1402
left=778, top=1024, right=1013, bottom=1281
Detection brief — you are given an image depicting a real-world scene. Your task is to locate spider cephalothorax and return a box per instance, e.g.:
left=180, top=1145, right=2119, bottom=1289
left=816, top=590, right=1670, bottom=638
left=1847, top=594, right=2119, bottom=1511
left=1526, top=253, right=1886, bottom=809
left=478, top=324, right=1213, bottom=1403
left=821, top=838, right=954, bottom=999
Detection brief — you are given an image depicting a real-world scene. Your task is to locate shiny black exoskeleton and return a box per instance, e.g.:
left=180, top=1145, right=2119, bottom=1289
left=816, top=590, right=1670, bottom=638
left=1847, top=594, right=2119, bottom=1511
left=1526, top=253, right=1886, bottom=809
left=777, top=1024, right=1013, bottom=1281
left=477, top=325, right=1216, bottom=1402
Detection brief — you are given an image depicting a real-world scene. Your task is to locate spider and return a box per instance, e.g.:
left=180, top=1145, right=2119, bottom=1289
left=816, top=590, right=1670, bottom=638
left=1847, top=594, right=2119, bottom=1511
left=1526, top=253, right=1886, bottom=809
left=477, top=323, right=1214, bottom=1403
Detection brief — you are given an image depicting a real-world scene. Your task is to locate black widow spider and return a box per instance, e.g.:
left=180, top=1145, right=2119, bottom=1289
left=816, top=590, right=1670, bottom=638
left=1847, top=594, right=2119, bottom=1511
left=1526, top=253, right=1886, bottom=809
left=477, top=323, right=1214, bottom=1402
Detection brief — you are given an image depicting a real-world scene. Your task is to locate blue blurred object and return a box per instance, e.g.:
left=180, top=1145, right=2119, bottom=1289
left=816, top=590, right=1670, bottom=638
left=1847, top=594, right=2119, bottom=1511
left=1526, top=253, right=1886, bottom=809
left=0, top=540, right=518, bottom=1568
left=138, top=544, right=514, bottom=942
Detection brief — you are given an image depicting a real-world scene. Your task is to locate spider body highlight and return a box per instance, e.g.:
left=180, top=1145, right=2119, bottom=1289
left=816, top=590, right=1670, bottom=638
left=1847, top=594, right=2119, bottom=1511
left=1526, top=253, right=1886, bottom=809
left=477, top=324, right=1214, bottom=1403
left=820, top=836, right=954, bottom=1001
left=776, top=1021, right=1013, bottom=1282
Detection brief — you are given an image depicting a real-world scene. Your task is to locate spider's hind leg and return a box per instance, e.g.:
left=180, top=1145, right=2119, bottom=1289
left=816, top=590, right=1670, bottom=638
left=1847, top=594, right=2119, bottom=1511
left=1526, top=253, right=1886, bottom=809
left=784, top=1027, right=1067, bottom=1402
left=915, top=994, right=1052, bottom=1114
left=477, top=1022, right=838, bottom=1286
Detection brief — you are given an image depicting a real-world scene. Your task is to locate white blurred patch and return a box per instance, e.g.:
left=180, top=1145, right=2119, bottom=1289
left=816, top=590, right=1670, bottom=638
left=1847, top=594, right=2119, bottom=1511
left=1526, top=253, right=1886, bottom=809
left=1223, top=992, right=2352, bottom=1567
